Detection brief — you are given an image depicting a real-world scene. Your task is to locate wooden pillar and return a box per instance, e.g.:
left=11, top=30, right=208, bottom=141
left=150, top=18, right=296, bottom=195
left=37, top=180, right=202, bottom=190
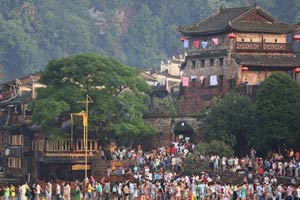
left=264, top=68, right=267, bottom=78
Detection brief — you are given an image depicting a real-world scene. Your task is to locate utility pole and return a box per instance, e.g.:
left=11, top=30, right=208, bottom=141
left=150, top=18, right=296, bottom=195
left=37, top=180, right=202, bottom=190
left=70, top=94, right=93, bottom=180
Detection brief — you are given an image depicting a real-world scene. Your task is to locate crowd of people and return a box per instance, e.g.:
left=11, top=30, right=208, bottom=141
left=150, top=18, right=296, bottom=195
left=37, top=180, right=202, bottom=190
left=2, top=138, right=300, bottom=200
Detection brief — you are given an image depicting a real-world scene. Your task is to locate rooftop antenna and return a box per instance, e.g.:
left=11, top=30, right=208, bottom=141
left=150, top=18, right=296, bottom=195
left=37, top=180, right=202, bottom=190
left=255, top=1, right=258, bottom=8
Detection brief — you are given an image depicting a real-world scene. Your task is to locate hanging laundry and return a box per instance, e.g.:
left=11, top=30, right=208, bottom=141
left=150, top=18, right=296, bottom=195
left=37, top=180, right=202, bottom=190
left=201, top=41, right=208, bottom=48
left=184, top=40, right=189, bottom=48
left=212, top=38, right=219, bottom=45
left=182, top=77, right=189, bottom=87
left=210, top=75, right=218, bottom=86
left=193, top=40, right=199, bottom=48
left=199, top=75, right=205, bottom=84
left=191, top=75, right=197, bottom=80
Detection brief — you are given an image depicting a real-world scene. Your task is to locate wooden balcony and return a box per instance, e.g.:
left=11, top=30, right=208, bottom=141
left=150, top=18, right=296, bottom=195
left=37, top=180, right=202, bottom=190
left=40, top=151, right=99, bottom=162
left=235, top=42, right=293, bottom=53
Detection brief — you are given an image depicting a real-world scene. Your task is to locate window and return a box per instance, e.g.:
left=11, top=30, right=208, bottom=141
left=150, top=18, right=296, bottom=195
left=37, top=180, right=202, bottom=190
left=8, top=157, right=22, bottom=168
left=32, top=140, right=44, bottom=151
left=11, top=135, right=23, bottom=145
left=250, top=38, right=253, bottom=42
left=210, top=59, right=214, bottom=66
left=191, top=60, right=196, bottom=69
left=275, top=38, right=277, bottom=43
left=241, top=38, right=244, bottom=42
left=46, top=141, right=70, bottom=151
left=201, top=60, right=205, bottom=68
left=77, top=140, right=97, bottom=151
left=77, top=140, right=83, bottom=151
left=219, top=58, right=224, bottom=67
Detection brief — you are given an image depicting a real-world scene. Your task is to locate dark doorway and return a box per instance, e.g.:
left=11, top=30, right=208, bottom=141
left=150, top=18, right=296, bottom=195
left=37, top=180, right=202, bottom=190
left=173, top=121, right=194, bottom=142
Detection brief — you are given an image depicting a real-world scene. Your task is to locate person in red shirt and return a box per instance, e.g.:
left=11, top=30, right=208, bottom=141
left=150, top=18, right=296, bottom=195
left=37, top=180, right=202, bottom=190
left=296, top=151, right=300, bottom=160
left=258, top=166, right=264, bottom=176
left=171, top=146, right=177, bottom=155
left=166, top=146, right=171, bottom=155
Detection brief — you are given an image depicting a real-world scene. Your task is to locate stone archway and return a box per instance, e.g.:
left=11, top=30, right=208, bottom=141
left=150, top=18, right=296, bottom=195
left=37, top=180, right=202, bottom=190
left=143, top=116, right=202, bottom=147
left=171, top=117, right=201, bottom=142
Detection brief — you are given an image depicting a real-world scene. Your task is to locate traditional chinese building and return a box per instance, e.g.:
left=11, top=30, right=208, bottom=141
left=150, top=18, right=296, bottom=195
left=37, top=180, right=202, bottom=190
left=0, top=74, right=131, bottom=182
left=0, top=74, right=40, bottom=182
left=141, top=54, right=185, bottom=98
left=178, top=5, right=300, bottom=112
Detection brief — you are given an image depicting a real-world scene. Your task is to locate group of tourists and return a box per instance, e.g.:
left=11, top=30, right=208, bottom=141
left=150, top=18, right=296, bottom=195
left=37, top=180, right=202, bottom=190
left=2, top=138, right=300, bottom=200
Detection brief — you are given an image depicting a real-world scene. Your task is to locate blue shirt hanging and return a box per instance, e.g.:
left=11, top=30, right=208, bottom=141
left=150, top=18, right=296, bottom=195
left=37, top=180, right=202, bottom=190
left=201, top=41, right=208, bottom=48
left=184, top=40, right=189, bottom=48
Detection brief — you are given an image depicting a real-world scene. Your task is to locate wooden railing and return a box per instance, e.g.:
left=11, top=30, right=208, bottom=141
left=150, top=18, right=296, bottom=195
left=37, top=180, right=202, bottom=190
left=44, top=151, right=98, bottom=160
left=235, top=42, right=293, bottom=53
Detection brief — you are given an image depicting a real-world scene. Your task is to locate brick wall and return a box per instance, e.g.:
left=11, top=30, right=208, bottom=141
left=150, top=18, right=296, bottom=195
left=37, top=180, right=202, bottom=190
left=179, top=79, right=232, bottom=113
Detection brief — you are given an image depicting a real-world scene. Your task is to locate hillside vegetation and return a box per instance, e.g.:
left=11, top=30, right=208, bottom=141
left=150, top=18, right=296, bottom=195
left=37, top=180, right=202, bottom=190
left=0, top=0, right=299, bottom=81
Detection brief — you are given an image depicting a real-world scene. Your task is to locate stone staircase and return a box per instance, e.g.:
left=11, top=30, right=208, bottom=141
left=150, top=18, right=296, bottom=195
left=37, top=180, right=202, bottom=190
left=91, top=159, right=110, bottom=180
left=91, top=159, right=131, bottom=181
left=205, top=170, right=245, bottom=185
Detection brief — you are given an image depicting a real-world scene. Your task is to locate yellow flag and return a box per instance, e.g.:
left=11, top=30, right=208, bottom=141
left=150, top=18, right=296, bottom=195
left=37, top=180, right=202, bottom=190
left=83, top=114, right=88, bottom=127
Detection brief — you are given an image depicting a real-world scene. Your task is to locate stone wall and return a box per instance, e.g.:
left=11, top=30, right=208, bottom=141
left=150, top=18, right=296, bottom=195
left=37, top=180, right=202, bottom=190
left=178, top=80, right=232, bottom=113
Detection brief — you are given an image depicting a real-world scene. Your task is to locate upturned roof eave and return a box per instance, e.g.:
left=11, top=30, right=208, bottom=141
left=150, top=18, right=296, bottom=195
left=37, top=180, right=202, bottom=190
left=178, top=25, right=231, bottom=36
left=178, top=6, right=255, bottom=36
left=233, top=53, right=300, bottom=67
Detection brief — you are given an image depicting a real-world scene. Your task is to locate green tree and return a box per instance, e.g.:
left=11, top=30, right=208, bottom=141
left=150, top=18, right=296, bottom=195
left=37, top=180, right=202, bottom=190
left=202, top=93, right=255, bottom=155
left=124, top=4, right=164, bottom=68
left=184, top=140, right=234, bottom=174
left=253, top=72, right=300, bottom=154
left=151, top=96, right=178, bottom=115
left=194, top=140, right=234, bottom=157
left=30, top=53, right=156, bottom=142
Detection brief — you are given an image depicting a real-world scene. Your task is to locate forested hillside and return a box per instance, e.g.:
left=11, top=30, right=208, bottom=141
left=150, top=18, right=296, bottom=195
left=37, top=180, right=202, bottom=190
left=0, top=0, right=299, bottom=81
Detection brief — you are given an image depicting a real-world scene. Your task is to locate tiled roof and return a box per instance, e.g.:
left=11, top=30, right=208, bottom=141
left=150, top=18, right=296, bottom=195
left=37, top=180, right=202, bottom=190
left=178, top=6, right=254, bottom=35
left=0, top=92, right=32, bottom=106
left=233, top=53, right=300, bottom=67
left=157, top=70, right=181, bottom=79
left=178, top=6, right=297, bottom=35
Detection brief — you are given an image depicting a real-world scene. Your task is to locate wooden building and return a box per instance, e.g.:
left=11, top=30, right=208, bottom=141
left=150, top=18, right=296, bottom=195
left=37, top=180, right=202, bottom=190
left=178, top=5, right=300, bottom=112
left=0, top=74, right=127, bottom=182
left=0, top=74, right=40, bottom=181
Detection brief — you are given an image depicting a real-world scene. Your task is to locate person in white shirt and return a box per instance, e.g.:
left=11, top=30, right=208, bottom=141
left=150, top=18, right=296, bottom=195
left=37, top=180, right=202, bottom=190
left=296, top=185, right=300, bottom=200
left=56, top=182, right=61, bottom=200
left=19, top=182, right=31, bottom=200
left=45, top=181, right=52, bottom=200
left=63, top=182, right=71, bottom=200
